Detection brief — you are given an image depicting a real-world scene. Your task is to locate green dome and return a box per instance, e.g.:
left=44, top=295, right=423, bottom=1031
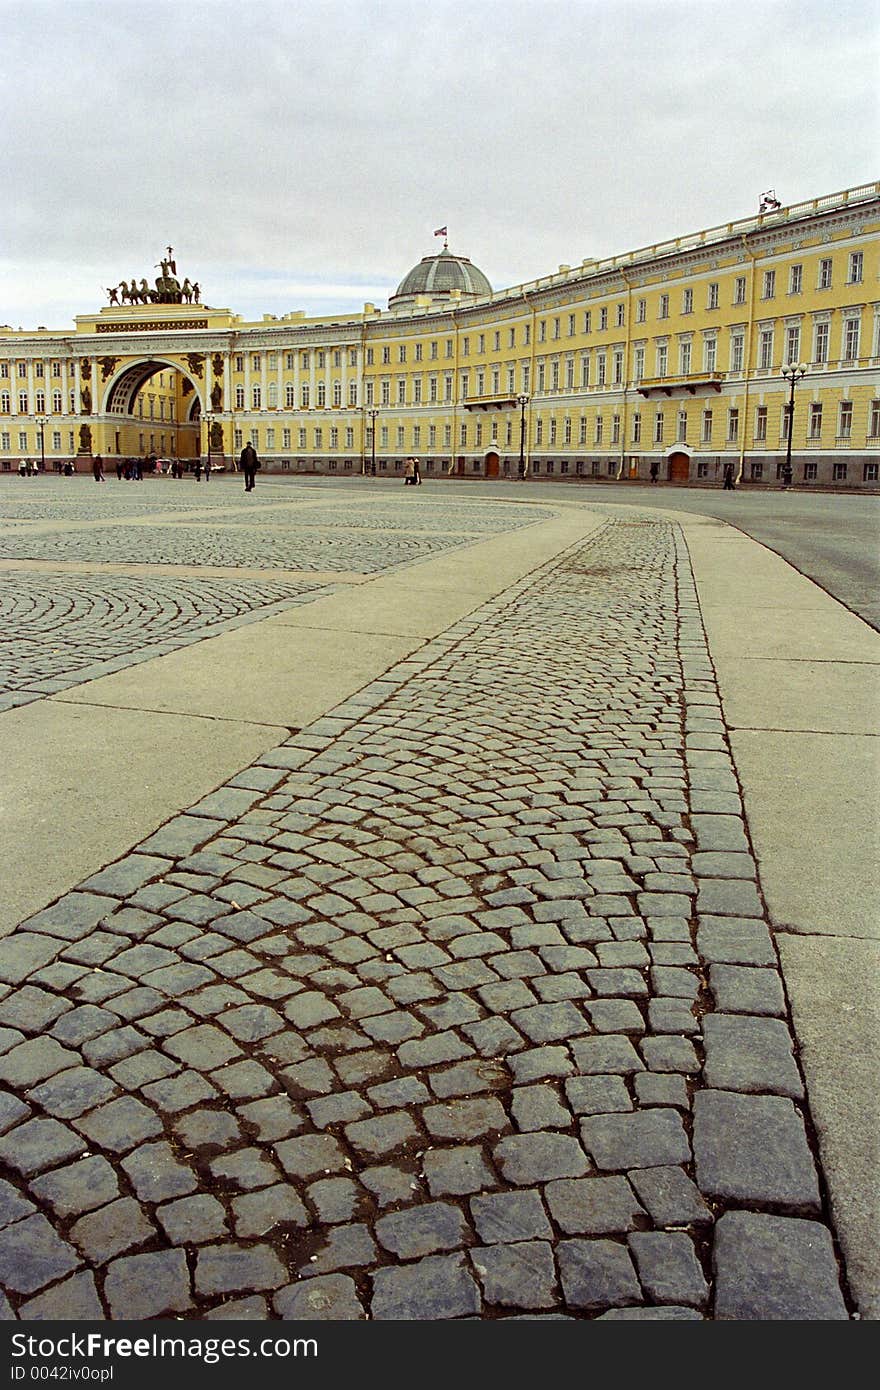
left=390, top=248, right=492, bottom=306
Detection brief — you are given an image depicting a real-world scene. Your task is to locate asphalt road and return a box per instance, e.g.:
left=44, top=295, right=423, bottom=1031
left=434, top=481, right=880, bottom=631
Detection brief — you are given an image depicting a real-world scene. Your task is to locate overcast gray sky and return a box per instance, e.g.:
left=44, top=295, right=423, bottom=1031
left=2, top=0, right=878, bottom=329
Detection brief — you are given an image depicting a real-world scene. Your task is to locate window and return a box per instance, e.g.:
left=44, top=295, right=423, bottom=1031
left=658, top=294, right=669, bottom=320
left=380, top=380, right=390, bottom=405
left=413, top=380, right=421, bottom=404
left=679, top=341, right=692, bottom=375
left=478, top=334, right=486, bottom=353
left=18, top=432, right=27, bottom=451
left=833, top=462, right=848, bottom=481
left=429, top=377, right=438, bottom=403
left=755, top=406, right=767, bottom=441
left=461, top=372, right=470, bottom=399
left=838, top=402, right=853, bottom=438
left=396, top=426, right=405, bottom=447
left=364, top=382, right=374, bottom=406
left=537, top=364, right=545, bottom=392
left=599, top=308, right=608, bottom=331
left=750, top=461, right=764, bottom=481
left=18, top=391, right=28, bottom=413
left=346, top=426, right=354, bottom=448
left=0, top=392, right=8, bottom=412
left=567, top=315, right=575, bottom=337
left=365, top=348, right=374, bottom=366
left=382, top=346, right=391, bottom=364
left=704, top=337, right=718, bottom=373
left=17, top=362, right=26, bottom=378
left=633, top=346, right=645, bottom=382
left=251, top=355, right=261, bottom=371
left=616, top=304, right=625, bottom=328
left=285, top=384, right=295, bottom=408
left=317, top=351, right=325, bottom=369
left=632, top=412, right=641, bottom=443
left=707, top=283, right=719, bottom=309
left=843, top=318, right=860, bottom=362
left=870, top=400, right=880, bottom=437
left=734, top=276, right=747, bottom=305
left=596, top=354, right=606, bottom=385
left=727, top=408, right=739, bottom=442
left=317, top=382, right=326, bottom=407
left=579, top=416, right=587, bottom=444
left=677, top=410, right=687, bottom=442
left=35, top=362, right=44, bottom=379
left=814, top=322, right=830, bottom=364
left=397, top=379, right=406, bottom=404
left=786, top=325, right=801, bottom=365
left=758, top=329, right=773, bottom=370
left=818, top=258, right=833, bottom=289
left=550, top=362, right=559, bottom=391
left=552, top=319, right=560, bottom=341
left=762, top=269, right=776, bottom=299
left=267, top=383, right=278, bottom=408
left=790, top=264, right=803, bottom=294
left=697, top=460, right=709, bottom=478
left=398, top=345, right=406, bottom=363
left=613, top=351, right=623, bottom=385
left=581, top=356, right=590, bottom=387
left=266, top=427, right=275, bottom=449
left=804, top=462, right=817, bottom=481
left=300, top=384, right=310, bottom=408
left=446, top=339, right=454, bottom=357
left=549, top=418, right=557, bottom=445
left=637, top=299, right=646, bottom=324
left=594, top=416, right=603, bottom=444
left=656, top=344, right=667, bottom=378
left=298, top=427, right=307, bottom=448
left=864, top=462, right=878, bottom=481
left=583, top=312, right=591, bottom=334
left=849, top=252, right=864, bottom=284
left=809, top=403, right=823, bottom=439
left=477, top=369, right=486, bottom=395
left=35, top=390, right=45, bottom=412
left=702, top=409, right=713, bottom=443
left=654, top=411, right=664, bottom=444
left=535, top=418, right=542, bottom=445
left=682, top=288, right=693, bottom=315
left=52, top=431, right=60, bottom=450
left=539, top=322, right=546, bottom=343
left=282, top=428, right=291, bottom=448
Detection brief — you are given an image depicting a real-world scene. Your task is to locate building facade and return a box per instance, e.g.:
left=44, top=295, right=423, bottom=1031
left=1, top=182, right=878, bottom=487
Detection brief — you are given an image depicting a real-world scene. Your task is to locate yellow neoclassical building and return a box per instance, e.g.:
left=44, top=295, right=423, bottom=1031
left=1, top=181, right=878, bottom=488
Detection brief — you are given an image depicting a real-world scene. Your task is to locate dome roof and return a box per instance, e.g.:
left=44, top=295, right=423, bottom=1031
left=390, top=247, right=492, bottom=307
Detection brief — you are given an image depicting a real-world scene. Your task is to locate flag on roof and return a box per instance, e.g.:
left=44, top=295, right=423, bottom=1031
left=434, top=226, right=447, bottom=238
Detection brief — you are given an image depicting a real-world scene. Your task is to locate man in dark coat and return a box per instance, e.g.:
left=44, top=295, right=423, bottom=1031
left=241, top=442, right=260, bottom=492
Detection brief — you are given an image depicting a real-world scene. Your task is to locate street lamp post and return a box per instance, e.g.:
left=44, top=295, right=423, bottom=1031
left=368, top=408, right=378, bottom=477
left=36, top=417, right=47, bottom=473
left=517, top=394, right=529, bottom=479
left=781, top=362, right=806, bottom=488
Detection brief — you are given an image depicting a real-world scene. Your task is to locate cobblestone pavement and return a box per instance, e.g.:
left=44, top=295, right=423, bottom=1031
left=0, top=510, right=849, bottom=1320
left=0, top=575, right=333, bottom=710
left=0, top=481, right=552, bottom=710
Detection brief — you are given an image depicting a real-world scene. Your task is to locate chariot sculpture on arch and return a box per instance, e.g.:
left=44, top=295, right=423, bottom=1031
left=104, top=248, right=203, bottom=306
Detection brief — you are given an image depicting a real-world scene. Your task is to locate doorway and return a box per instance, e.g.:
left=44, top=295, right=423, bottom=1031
left=668, top=451, right=690, bottom=483
left=485, top=451, right=500, bottom=478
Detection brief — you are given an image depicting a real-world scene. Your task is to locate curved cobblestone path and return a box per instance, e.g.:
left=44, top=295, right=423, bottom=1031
left=0, top=514, right=848, bottom=1319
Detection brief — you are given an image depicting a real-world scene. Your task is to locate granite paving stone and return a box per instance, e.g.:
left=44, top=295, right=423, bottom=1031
left=0, top=505, right=845, bottom=1322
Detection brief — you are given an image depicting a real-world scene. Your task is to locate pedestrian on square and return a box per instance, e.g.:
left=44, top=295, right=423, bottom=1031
left=18, top=459, right=27, bottom=478
left=92, top=454, right=105, bottom=483
left=413, top=457, right=422, bottom=486
left=115, top=459, right=123, bottom=481
left=649, top=460, right=659, bottom=484
left=240, top=441, right=260, bottom=492
left=403, top=457, right=415, bottom=486
left=204, top=457, right=212, bottom=483
left=194, top=460, right=202, bottom=482
left=722, top=461, right=735, bottom=490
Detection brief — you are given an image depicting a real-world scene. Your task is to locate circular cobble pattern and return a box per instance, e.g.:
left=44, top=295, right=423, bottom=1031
left=0, top=574, right=330, bottom=707
left=0, top=521, right=544, bottom=572
left=0, top=517, right=845, bottom=1320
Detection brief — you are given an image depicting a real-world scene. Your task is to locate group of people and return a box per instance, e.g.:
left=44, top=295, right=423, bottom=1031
left=17, top=459, right=39, bottom=477
left=403, top=456, right=422, bottom=486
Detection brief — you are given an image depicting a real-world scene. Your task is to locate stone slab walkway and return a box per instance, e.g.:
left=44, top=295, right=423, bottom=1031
left=0, top=489, right=854, bottom=1319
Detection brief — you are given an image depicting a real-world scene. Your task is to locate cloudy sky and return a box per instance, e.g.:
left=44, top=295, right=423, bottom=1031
left=2, top=0, right=877, bottom=329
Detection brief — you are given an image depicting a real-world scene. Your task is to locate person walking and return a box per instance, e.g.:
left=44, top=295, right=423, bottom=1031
left=649, top=460, right=659, bottom=485
left=204, top=457, right=212, bottom=483
left=241, top=441, right=260, bottom=492
left=92, top=454, right=105, bottom=483
left=413, top=457, right=422, bottom=486
left=194, top=460, right=202, bottom=482
left=722, top=461, right=735, bottom=491
left=781, top=461, right=793, bottom=490
left=403, top=457, right=415, bottom=486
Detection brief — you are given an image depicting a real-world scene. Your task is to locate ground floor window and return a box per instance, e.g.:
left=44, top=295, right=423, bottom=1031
left=864, top=462, right=879, bottom=481
left=833, top=462, right=847, bottom=481
left=697, top=461, right=708, bottom=478
left=607, top=461, right=616, bottom=476
left=804, top=462, right=817, bottom=480
left=750, top=461, right=764, bottom=480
